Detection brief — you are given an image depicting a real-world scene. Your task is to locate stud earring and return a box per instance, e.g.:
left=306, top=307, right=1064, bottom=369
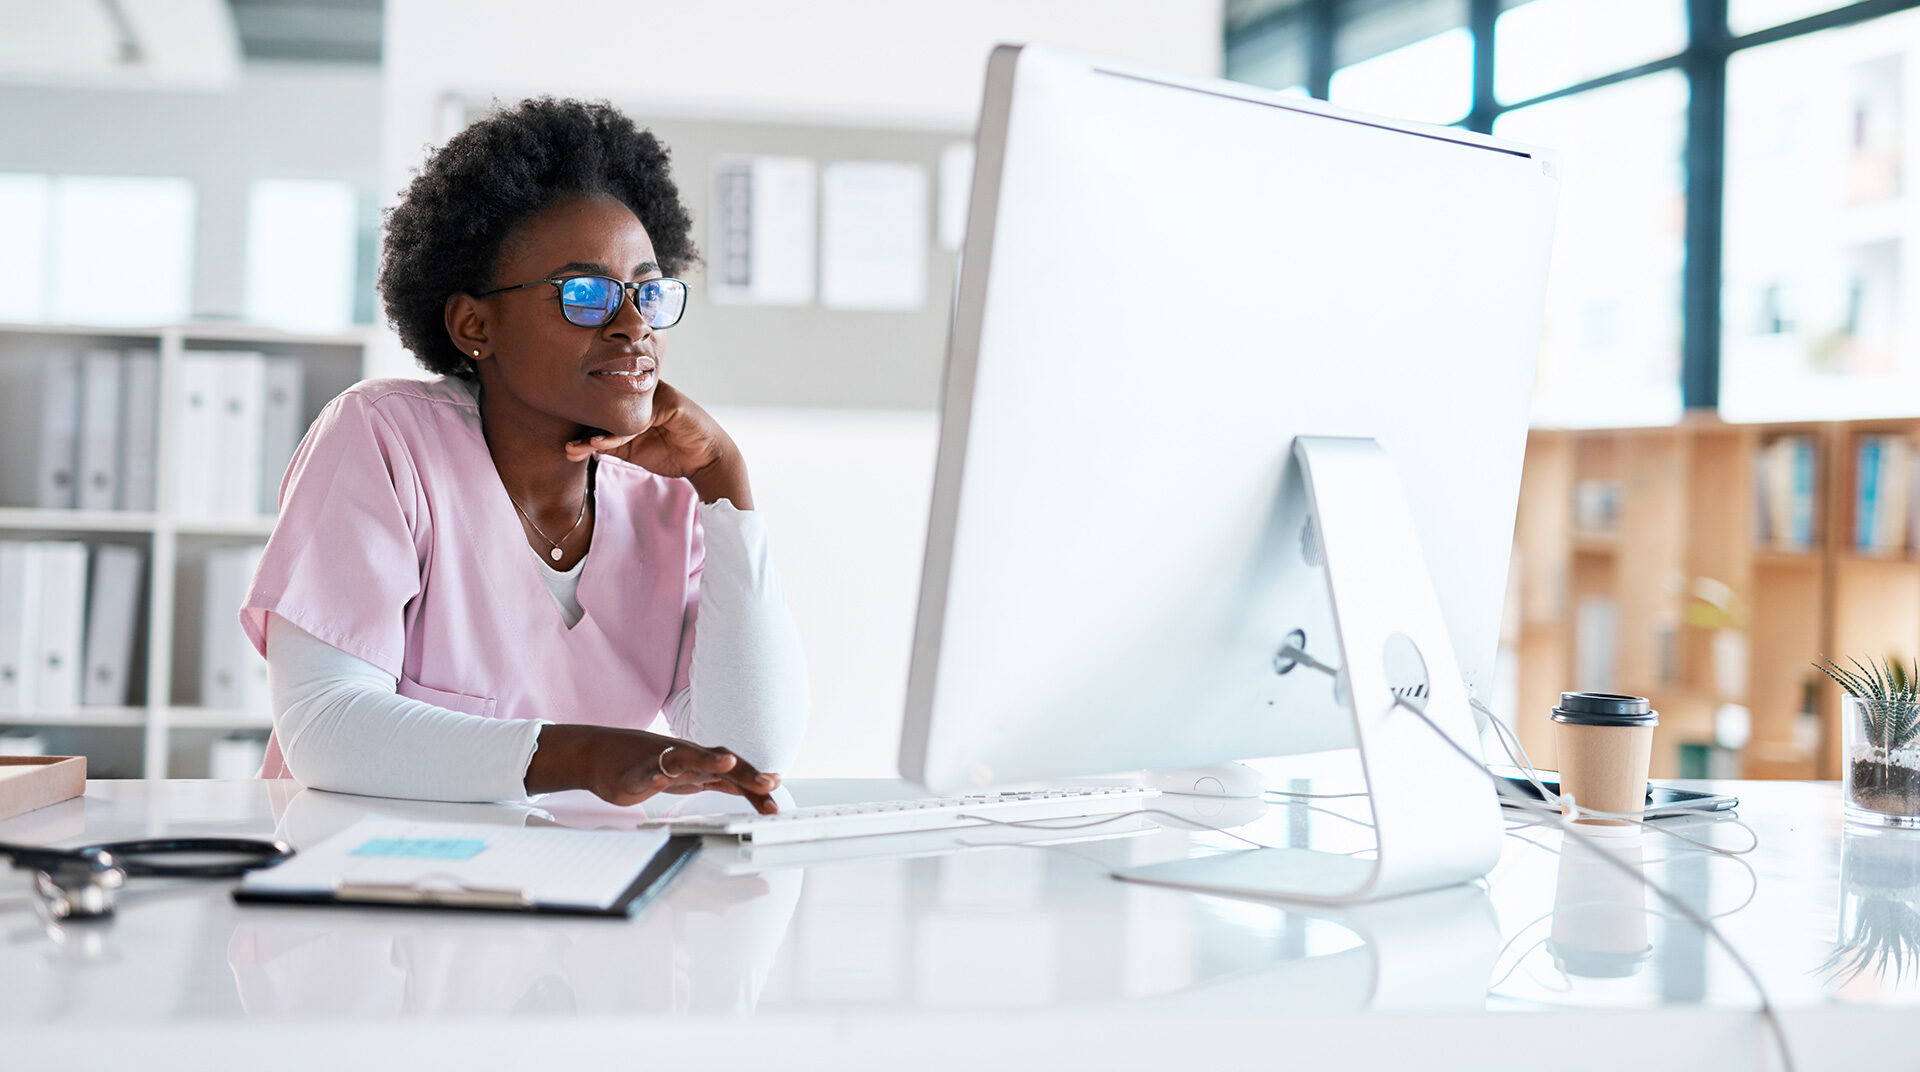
left=472, top=350, right=480, bottom=357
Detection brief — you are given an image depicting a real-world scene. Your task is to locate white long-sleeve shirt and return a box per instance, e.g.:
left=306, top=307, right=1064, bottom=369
left=265, top=499, right=808, bottom=802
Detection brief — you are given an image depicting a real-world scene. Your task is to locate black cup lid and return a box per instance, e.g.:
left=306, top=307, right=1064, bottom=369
left=1551, top=692, right=1658, bottom=727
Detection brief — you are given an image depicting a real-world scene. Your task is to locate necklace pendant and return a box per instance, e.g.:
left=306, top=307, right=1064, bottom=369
left=550, top=547, right=564, bottom=561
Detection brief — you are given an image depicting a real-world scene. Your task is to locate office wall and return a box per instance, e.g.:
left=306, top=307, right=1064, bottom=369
left=374, top=0, right=1226, bottom=381
left=443, top=111, right=965, bottom=412
left=0, top=62, right=382, bottom=323
left=379, top=1, right=1228, bottom=777
left=379, top=0, right=1225, bottom=195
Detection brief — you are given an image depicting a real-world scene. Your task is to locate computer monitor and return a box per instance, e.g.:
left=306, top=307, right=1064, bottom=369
left=898, top=46, right=1558, bottom=901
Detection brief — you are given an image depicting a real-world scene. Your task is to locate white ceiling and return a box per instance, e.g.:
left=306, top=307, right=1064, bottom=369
left=0, top=0, right=383, bottom=90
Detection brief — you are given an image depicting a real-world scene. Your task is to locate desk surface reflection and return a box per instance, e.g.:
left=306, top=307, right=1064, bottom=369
left=0, top=775, right=1912, bottom=1071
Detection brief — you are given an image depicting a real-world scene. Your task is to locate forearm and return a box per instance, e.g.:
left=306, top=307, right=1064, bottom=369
left=266, top=613, right=543, bottom=802
left=665, top=500, right=809, bottom=772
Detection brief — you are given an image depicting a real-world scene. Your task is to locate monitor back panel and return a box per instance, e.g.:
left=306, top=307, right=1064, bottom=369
left=903, top=46, right=1559, bottom=792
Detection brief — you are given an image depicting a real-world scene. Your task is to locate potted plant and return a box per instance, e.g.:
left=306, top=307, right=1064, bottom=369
left=1814, top=656, right=1920, bottom=825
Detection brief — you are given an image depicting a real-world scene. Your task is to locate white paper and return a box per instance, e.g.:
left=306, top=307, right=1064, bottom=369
left=938, top=141, right=974, bottom=252
left=710, top=155, right=817, bottom=306
left=820, top=161, right=928, bottom=311
left=241, top=817, right=674, bottom=912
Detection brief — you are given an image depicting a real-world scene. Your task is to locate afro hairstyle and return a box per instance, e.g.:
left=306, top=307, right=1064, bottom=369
left=377, top=97, right=697, bottom=380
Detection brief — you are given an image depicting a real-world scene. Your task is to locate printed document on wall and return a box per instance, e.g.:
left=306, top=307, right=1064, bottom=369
left=710, top=155, right=816, bottom=306
left=820, top=161, right=927, bottom=311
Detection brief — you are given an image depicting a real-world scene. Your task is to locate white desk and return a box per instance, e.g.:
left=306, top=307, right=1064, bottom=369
left=0, top=775, right=1910, bottom=1071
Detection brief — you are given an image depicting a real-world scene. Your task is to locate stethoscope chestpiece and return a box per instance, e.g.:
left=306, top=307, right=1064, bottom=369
left=15, top=847, right=126, bottom=921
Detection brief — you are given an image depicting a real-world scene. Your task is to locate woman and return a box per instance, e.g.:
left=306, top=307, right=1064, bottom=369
left=240, top=98, right=805, bottom=811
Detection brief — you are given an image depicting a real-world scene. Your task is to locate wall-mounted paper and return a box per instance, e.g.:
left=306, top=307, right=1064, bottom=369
left=710, top=155, right=817, bottom=306
left=820, top=161, right=927, bottom=311
left=938, top=142, right=973, bottom=252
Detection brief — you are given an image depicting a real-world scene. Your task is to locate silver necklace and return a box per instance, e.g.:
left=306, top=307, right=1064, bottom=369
left=508, top=464, right=591, bottom=561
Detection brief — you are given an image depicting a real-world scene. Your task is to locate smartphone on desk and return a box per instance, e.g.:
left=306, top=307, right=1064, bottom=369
left=1490, top=765, right=1738, bottom=819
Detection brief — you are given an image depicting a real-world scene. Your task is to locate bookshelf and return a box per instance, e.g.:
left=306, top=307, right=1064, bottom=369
left=1513, top=415, right=1920, bottom=782
left=0, top=321, right=371, bottom=777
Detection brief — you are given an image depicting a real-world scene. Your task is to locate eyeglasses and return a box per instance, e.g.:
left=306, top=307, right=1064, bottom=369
left=475, top=275, right=689, bottom=330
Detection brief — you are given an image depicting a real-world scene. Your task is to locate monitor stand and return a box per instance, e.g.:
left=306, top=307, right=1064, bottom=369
left=1113, top=436, right=1504, bottom=904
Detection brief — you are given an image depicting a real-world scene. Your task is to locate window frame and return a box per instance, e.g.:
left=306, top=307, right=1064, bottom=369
left=1226, top=0, right=1920, bottom=412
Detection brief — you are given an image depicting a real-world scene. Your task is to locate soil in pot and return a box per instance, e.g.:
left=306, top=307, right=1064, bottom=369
left=1850, top=751, right=1920, bottom=817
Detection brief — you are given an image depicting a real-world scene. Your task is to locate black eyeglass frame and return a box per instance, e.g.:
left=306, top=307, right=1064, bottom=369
left=474, top=275, right=689, bottom=330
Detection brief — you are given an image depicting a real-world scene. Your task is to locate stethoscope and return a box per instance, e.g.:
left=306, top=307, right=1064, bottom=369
left=1, top=837, right=293, bottom=920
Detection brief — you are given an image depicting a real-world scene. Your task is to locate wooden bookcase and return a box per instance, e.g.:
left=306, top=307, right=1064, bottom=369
left=1513, top=416, right=1920, bottom=781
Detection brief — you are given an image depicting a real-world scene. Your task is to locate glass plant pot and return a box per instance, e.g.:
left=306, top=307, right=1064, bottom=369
left=1844, top=695, right=1920, bottom=827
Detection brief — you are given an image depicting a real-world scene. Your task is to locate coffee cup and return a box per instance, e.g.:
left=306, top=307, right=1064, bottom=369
left=1548, top=834, right=1651, bottom=978
left=1551, top=692, right=1658, bottom=827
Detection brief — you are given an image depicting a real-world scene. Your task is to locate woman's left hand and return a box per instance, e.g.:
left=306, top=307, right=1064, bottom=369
left=566, top=382, right=753, bottom=508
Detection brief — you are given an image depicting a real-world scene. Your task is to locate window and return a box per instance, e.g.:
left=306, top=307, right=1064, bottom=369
left=0, top=175, right=198, bottom=327
left=0, top=174, right=49, bottom=323
left=1499, top=73, right=1690, bottom=425
left=1331, top=0, right=1472, bottom=125
left=1226, top=7, right=1312, bottom=95
left=1496, top=0, right=1687, bottom=103
left=1720, top=8, right=1920, bottom=419
left=1731, top=0, right=1855, bottom=34
left=245, top=179, right=360, bottom=333
left=1226, top=0, right=1920, bottom=424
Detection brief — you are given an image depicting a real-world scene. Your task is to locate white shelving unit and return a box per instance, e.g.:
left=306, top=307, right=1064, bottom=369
left=0, top=320, right=373, bottom=777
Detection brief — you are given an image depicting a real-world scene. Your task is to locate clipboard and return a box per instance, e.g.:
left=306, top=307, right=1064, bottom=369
left=233, top=818, right=702, bottom=918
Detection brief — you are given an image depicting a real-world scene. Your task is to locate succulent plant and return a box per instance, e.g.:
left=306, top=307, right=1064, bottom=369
left=1814, top=656, right=1920, bottom=751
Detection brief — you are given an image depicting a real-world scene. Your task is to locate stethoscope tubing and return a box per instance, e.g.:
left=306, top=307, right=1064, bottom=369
left=0, top=837, right=292, bottom=879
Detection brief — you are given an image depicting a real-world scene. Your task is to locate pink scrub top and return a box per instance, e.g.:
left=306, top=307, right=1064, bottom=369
left=240, top=376, right=703, bottom=779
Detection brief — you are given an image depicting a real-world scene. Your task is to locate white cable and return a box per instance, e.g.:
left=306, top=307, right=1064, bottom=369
left=1395, top=693, right=1796, bottom=1072
left=1472, top=697, right=1762, bottom=858
left=1263, top=797, right=1377, bottom=830
left=960, top=681, right=1792, bottom=1070
left=1498, top=823, right=1763, bottom=922
left=955, top=808, right=1280, bottom=850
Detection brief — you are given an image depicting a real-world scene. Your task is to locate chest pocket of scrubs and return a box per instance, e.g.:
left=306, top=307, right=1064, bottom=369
left=397, top=675, right=499, bottom=719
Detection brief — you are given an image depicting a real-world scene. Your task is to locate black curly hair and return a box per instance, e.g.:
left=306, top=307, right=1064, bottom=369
left=377, top=97, right=697, bottom=380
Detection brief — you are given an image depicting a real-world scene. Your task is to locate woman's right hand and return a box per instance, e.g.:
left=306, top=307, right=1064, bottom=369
left=525, top=724, right=781, bottom=812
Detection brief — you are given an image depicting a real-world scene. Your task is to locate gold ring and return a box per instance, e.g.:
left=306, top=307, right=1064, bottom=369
left=657, top=747, right=677, bottom=779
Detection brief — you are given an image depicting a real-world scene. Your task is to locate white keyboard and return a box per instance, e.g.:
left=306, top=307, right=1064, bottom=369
left=644, top=787, right=1161, bottom=846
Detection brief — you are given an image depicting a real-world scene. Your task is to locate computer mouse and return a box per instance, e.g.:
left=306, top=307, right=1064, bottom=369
left=1140, top=762, right=1268, bottom=799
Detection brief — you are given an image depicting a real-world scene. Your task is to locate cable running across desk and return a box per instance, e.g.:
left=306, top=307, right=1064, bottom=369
left=946, top=689, right=1791, bottom=1070
left=1417, top=695, right=1797, bottom=1072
